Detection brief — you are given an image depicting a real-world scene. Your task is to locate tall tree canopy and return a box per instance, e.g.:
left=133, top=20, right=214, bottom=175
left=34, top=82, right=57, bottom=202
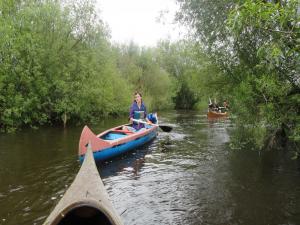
left=176, top=0, right=300, bottom=149
left=0, top=0, right=131, bottom=131
left=0, top=0, right=179, bottom=131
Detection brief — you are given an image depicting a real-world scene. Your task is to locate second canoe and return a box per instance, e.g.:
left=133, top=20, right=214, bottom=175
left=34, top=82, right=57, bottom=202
left=79, top=123, right=158, bottom=162
left=207, top=110, right=228, bottom=118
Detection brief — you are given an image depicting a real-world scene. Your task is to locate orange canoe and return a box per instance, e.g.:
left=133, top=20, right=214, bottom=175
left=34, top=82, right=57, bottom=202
left=207, top=110, right=228, bottom=118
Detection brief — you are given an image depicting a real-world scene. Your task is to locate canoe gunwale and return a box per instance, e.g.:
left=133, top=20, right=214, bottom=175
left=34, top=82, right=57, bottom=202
left=96, top=123, right=157, bottom=140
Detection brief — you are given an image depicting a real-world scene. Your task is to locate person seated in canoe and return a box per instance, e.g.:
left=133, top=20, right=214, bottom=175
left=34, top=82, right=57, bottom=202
left=208, top=103, right=214, bottom=111
left=208, top=101, right=219, bottom=112
left=123, top=92, right=153, bottom=132
left=223, top=100, right=229, bottom=110
left=218, top=100, right=229, bottom=113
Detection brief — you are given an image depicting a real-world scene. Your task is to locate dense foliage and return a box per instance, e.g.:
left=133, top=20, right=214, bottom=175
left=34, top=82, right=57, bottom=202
left=0, top=0, right=129, bottom=130
left=155, top=40, right=224, bottom=110
left=0, top=0, right=177, bottom=131
left=176, top=0, right=300, bottom=150
left=114, top=42, right=175, bottom=110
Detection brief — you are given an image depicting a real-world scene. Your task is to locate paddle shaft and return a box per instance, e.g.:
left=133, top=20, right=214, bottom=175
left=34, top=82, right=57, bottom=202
left=132, top=119, right=155, bottom=126
left=132, top=119, right=172, bottom=132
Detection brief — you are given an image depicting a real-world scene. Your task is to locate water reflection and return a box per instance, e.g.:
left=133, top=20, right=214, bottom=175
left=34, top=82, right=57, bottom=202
left=225, top=148, right=300, bottom=225
left=99, top=140, right=157, bottom=179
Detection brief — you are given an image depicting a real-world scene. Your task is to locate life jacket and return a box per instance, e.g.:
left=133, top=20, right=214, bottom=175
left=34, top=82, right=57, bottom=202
left=133, top=111, right=145, bottom=120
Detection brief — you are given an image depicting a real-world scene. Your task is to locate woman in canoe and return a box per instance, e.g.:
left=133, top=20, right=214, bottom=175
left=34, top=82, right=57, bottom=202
left=223, top=100, right=229, bottom=111
left=124, top=91, right=155, bottom=132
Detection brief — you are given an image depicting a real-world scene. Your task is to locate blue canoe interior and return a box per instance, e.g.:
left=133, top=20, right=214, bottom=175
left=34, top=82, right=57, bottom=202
left=101, top=132, right=127, bottom=141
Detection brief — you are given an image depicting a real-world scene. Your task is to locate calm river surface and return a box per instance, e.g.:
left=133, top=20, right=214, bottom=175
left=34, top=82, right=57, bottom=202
left=0, top=111, right=300, bottom=225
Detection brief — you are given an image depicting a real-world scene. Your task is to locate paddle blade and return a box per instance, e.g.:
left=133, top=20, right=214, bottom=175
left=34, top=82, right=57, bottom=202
left=159, top=125, right=172, bottom=132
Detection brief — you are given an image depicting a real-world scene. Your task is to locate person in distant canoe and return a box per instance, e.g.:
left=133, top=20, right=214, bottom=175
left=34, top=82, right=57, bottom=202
left=124, top=92, right=152, bottom=132
left=223, top=100, right=229, bottom=111
left=208, top=98, right=214, bottom=112
left=208, top=102, right=219, bottom=112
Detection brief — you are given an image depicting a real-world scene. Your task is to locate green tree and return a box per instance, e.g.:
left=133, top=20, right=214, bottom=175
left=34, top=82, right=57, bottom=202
left=156, top=40, right=223, bottom=110
left=176, top=0, right=300, bottom=150
left=0, top=0, right=131, bottom=131
left=115, top=43, right=175, bottom=111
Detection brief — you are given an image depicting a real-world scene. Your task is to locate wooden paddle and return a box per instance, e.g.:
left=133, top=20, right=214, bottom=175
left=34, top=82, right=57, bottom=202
left=132, top=119, right=172, bottom=132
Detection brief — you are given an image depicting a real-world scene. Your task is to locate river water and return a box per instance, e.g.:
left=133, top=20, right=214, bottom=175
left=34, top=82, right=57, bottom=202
left=0, top=111, right=300, bottom=225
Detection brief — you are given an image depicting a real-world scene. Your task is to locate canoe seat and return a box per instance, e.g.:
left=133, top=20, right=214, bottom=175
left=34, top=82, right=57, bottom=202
left=112, top=129, right=134, bottom=134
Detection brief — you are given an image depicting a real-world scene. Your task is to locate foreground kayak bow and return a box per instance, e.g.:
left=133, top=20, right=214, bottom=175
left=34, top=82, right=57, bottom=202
left=43, top=143, right=123, bottom=225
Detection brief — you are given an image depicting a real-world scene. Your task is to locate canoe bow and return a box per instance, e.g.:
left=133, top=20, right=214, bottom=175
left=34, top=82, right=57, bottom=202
left=43, top=143, right=123, bottom=225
